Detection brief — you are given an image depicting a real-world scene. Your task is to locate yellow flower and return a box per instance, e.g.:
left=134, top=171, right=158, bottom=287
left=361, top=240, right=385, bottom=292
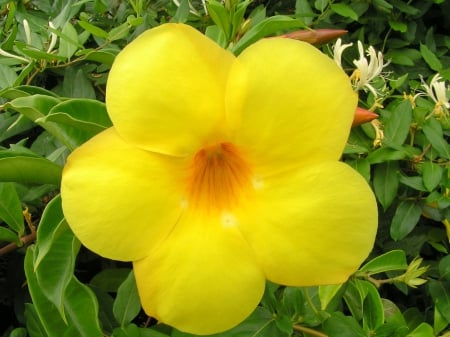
left=61, top=23, right=378, bottom=335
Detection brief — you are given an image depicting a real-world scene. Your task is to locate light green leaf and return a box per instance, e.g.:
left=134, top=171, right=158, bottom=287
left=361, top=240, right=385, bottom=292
left=383, top=100, right=413, bottom=148
left=0, top=182, right=24, bottom=234
left=390, top=200, right=422, bottom=240
left=406, top=322, right=434, bottom=337
left=24, top=304, right=49, bottom=337
left=319, top=284, right=344, bottom=310
left=360, top=250, right=408, bottom=274
left=78, top=20, right=109, bottom=38
left=113, top=271, right=141, bottom=327
left=58, top=22, right=79, bottom=59
left=0, top=64, right=18, bottom=89
left=361, top=281, right=384, bottom=331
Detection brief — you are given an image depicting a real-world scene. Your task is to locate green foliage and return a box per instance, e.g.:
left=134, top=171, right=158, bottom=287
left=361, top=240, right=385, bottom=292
left=0, top=0, right=449, bottom=336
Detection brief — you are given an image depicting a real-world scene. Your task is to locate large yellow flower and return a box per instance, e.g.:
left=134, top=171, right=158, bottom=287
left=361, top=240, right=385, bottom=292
left=61, top=23, right=378, bottom=335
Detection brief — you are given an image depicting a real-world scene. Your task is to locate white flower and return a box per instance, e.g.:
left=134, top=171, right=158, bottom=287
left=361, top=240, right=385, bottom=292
left=421, top=74, right=449, bottom=110
left=351, top=41, right=390, bottom=97
left=332, top=38, right=353, bottom=68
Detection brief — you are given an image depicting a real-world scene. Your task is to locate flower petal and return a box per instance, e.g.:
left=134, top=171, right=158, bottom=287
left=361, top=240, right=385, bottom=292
left=133, top=211, right=265, bottom=335
left=237, top=161, right=377, bottom=286
left=61, top=128, right=185, bottom=261
left=226, top=38, right=358, bottom=174
left=106, top=23, right=235, bottom=156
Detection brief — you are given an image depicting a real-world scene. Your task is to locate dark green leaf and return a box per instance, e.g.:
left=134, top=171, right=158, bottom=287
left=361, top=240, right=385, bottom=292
left=439, top=254, right=450, bottom=281
left=113, top=271, right=141, bottom=326
left=390, top=200, right=422, bottom=240
left=90, top=268, right=132, bottom=293
left=360, top=250, right=408, bottom=274
left=24, top=304, right=49, bottom=337
left=0, top=182, right=24, bottom=234
left=367, top=147, right=407, bottom=164
left=323, top=312, right=366, bottom=337
left=399, top=175, right=428, bottom=191
left=420, top=43, right=443, bottom=71
left=428, top=280, right=450, bottom=322
left=373, top=161, right=399, bottom=210
left=361, top=281, right=384, bottom=331
left=0, top=226, right=21, bottom=245
left=171, top=0, right=191, bottom=23
left=78, top=20, right=109, bottom=38
left=407, top=322, right=435, bottom=337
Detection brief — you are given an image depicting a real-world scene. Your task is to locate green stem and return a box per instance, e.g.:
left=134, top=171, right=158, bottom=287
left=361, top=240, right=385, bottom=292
left=293, top=324, right=328, bottom=337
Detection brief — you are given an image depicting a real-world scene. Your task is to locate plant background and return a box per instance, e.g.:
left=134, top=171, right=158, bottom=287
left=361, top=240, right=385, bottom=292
left=0, top=0, right=449, bottom=336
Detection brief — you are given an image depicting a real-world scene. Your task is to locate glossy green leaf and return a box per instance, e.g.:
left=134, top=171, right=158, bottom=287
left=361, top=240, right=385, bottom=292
left=361, top=281, right=384, bottom=331
left=399, top=175, right=428, bottom=192
left=367, top=147, right=407, bottom=164
left=319, top=284, right=344, bottom=310
left=422, top=161, right=443, bottom=191
left=0, top=226, right=21, bottom=245
left=232, top=16, right=305, bottom=55
left=0, top=155, right=62, bottom=185
left=35, top=196, right=80, bottom=319
left=407, top=322, right=434, bottom=337
left=24, top=303, right=50, bottom=337
left=0, top=85, right=58, bottom=100
left=90, top=268, right=132, bottom=293
left=390, top=200, right=422, bottom=240
left=82, top=49, right=117, bottom=66
left=0, top=182, right=24, bottom=234
left=360, top=250, right=408, bottom=274
left=24, top=246, right=69, bottom=337
left=207, top=0, right=232, bottom=41
left=373, top=161, right=399, bottom=210
left=113, top=271, right=141, bottom=327
left=346, top=158, right=370, bottom=182
left=439, top=254, right=450, bottom=281
left=63, top=277, right=103, bottom=337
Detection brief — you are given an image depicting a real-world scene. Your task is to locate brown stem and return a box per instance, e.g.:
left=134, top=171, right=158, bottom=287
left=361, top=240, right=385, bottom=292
left=0, top=231, right=36, bottom=256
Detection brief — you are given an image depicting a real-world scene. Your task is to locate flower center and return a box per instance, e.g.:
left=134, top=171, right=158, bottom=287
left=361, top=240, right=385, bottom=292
left=186, top=142, right=253, bottom=212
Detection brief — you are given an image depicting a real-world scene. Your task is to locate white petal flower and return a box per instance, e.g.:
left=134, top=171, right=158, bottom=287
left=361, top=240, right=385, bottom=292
left=421, top=74, right=449, bottom=110
left=332, top=38, right=353, bottom=68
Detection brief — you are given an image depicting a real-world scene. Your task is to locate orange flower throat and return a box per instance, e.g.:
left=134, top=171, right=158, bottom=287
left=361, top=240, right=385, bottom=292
left=187, top=142, right=253, bottom=211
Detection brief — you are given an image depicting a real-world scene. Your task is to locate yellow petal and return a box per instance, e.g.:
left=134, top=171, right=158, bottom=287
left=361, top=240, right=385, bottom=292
left=61, top=128, right=185, bottom=261
left=226, top=38, right=358, bottom=174
left=133, top=211, right=265, bottom=335
left=106, top=23, right=235, bottom=156
left=236, top=161, right=377, bottom=286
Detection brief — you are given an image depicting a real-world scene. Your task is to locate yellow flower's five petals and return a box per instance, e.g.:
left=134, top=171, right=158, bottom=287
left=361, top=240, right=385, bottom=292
left=106, top=24, right=235, bottom=156
left=133, top=211, right=265, bottom=335
left=61, top=128, right=184, bottom=261
left=237, top=161, right=377, bottom=286
left=226, top=38, right=358, bottom=173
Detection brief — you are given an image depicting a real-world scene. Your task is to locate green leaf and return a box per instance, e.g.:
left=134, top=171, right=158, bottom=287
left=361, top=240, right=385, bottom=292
left=78, top=20, right=109, bottom=38
left=0, top=226, right=21, bottom=245
left=399, top=175, right=428, bottom=191
left=439, top=254, right=450, bottom=281
left=171, top=0, right=191, bottom=23
left=0, top=182, right=24, bottom=234
left=422, top=161, right=443, bottom=191
left=0, top=155, right=62, bottom=185
left=406, top=322, right=434, bottom=337
left=9, top=327, right=27, bottom=337
left=90, top=268, right=132, bottom=293
left=63, top=277, right=103, bottom=337
left=232, top=16, right=305, bottom=55
left=428, top=280, right=450, bottom=323
left=35, top=196, right=80, bottom=320
left=207, top=1, right=232, bottom=42
left=346, top=158, right=370, bottom=182
left=58, top=22, right=79, bottom=59
left=0, top=64, right=19, bottom=89
left=295, top=0, right=314, bottom=25
left=360, top=250, right=408, bottom=274
left=383, top=101, right=413, bottom=148
left=373, top=161, right=399, bottom=210
left=367, top=147, right=407, bottom=164
left=422, top=118, right=450, bottom=159
left=113, top=271, right=141, bottom=327
left=388, top=20, right=407, bottom=32
left=390, top=200, right=422, bottom=241
left=24, top=304, right=49, bottom=337
left=361, top=281, right=384, bottom=331
left=319, top=284, right=344, bottom=310
left=323, top=312, right=366, bottom=337
left=420, top=43, right=443, bottom=71
left=24, top=246, right=69, bottom=337
left=330, top=3, right=358, bottom=20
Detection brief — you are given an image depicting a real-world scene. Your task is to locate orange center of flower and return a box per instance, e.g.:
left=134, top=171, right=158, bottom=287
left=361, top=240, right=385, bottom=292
left=187, top=142, right=253, bottom=212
